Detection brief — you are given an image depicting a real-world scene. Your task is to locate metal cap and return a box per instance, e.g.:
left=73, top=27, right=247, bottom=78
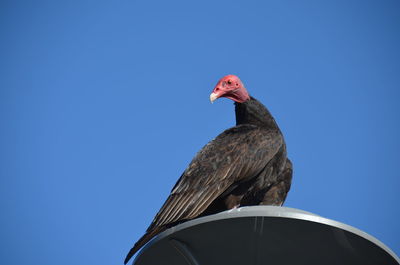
left=133, top=206, right=399, bottom=265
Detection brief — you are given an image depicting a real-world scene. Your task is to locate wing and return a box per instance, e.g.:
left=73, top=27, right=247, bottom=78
left=124, top=125, right=283, bottom=264
left=260, top=158, right=293, bottom=206
left=148, top=124, right=283, bottom=230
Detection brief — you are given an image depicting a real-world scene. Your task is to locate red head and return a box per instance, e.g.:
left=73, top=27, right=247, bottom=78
left=210, top=75, right=250, bottom=103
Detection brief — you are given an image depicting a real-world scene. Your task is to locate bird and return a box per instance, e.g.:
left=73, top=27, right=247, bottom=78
left=124, top=75, right=292, bottom=264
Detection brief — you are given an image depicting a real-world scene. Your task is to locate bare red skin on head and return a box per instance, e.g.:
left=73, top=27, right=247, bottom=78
left=211, top=75, right=250, bottom=103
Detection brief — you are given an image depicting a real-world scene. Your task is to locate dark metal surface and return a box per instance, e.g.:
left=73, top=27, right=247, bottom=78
left=133, top=206, right=399, bottom=265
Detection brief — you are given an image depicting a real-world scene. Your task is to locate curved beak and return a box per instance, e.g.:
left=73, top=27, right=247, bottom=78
left=209, top=92, right=219, bottom=103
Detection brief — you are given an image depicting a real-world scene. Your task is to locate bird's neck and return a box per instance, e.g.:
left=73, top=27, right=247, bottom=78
left=235, top=97, right=280, bottom=130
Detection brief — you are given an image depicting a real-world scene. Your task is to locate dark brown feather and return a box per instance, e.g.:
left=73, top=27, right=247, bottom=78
left=124, top=97, right=293, bottom=264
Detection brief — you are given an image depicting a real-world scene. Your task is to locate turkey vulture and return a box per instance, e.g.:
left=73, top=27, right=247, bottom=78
left=124, top=75, right=292, bottom=264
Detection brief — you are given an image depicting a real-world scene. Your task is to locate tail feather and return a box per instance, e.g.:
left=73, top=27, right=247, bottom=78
left=124, top=227, right=164, bottom=264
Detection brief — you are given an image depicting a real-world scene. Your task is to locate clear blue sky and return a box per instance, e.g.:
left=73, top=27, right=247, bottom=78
left=1, top=1, right=399, bottom=264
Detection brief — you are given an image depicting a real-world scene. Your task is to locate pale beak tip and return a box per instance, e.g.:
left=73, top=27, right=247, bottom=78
left=209, top=92, right=218, bottom=103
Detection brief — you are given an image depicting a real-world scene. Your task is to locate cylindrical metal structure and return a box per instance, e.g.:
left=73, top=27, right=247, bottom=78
left=133, top=206, right=399, bottom=265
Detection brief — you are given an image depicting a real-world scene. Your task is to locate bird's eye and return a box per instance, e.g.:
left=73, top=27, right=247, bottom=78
left=227, top=80, right=232, bottom=85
